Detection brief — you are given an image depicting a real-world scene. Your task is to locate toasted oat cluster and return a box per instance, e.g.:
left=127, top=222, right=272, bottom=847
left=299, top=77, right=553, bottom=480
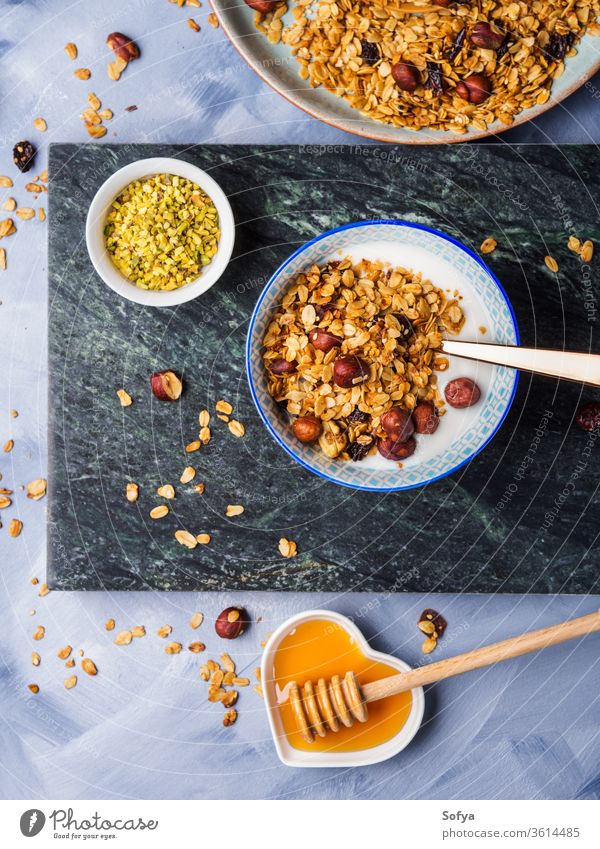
left=254, top=0, right=600, bottom=134
left=262, top=257, right=465, bottom=462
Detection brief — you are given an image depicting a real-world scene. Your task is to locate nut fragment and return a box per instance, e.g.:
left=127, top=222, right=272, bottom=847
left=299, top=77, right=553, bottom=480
left=117, top=388, right=133, bottom=407
left=581, top=240, right=594, bottom=263
left=107, top=57, right=128, bottom=81
left=150, top=370, right=183, bottom=401
left=188, top=641, right=206, bottom=653
left=33, top=626, right=45, bottom=641
left=165, top=641, right=183, bottom=654
left=207, top=12, right=219, bottom=27
left=64, top=675, right=78, bottom=689
left=215, top=607, right=249, bottom=640
left=38, top=583, right=49, bottom=597
left=150, top=505, right=169, bottom=519
left=180, top=466, right=196, bottom=484
left=107, top=32, right=140, bottom=63
left=157, top=625, right=172, bottom=638
left=225, top=504, right=244, bottom=517
left=422, top=637, right=437, bottom=654
left=480, top=237, right=497, bottom=254
left=105, top=619, right=116, bottom=631
left=157, top=484, right=175, bottom=499
left=187, top=18, right=200, bottom=31
left=126, top=482, right=139, bottom=503
left=185, top=440, right=201, bottom=453
left=223, top=708, right=237, bottom=726
left=8, top=518, right=23, bottom=538
left=544, top=255, right=559, bottom=273
left=28, top=684, right=40, bottom=694
left=33, top=118, right=47, bottom=133
left=278, top=538, right=297, bottom=558
left=3, top=439, right=14, bottom=453
left=82, top=658, right=98, bottom=676
left=131, top=625, right=146, bottom=638
left=27, top=478, right=47, bottom=500
left=175, top=529, right=197, bottom=548
left=57, top=645, right=73, bottom=659
left=64, top=42, right=78, bottom=60
left=32, top=652, right=41, bottom=666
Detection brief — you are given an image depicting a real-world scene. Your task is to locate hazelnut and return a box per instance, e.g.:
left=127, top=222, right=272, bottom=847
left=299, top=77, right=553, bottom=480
left=293, top=415, right=322, bottom=443
left=215, top=607, right=249, bottom=640
left=308, top=328, right=343, bottom=352
left=391, top=62, right=419, bottom=92
left=150, top=370, right=183, bottom=401
left=575, top=402, right=600, bottom=432
left=381, top=407, right=415, bottom=442
left=412, top=402, right=439, bottom=434
left=333, top=355, right=369, bottom=388
left=378, top=436, right=416, bottom=461
left=269, top=358, right=296, bottom=376
left=106, top=32, right=140, bottom=63
left=444, top=377, right=481, bottom=408
left=243, top=0, right=277, bottom=10
left=455, top=74, right=492, bottom=104
left=470, top=21, right=506, bottom=51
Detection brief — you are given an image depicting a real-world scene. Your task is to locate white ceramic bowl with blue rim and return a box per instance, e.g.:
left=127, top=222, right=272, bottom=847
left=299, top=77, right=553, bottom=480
left=246, top=220, right=519, bottom=491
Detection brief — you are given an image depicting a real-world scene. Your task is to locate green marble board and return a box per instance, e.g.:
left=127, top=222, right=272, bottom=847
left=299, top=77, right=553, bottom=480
left=48, top=144, right=600, bottom=592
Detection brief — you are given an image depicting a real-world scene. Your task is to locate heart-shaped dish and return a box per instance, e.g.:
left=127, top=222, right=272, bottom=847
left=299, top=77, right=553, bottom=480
left=261, top=610, right=425, bottom=768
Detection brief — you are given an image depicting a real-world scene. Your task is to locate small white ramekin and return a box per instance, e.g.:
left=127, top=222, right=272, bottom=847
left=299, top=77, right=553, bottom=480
left=85, top=157, right=235, bottom=307
left=261, top=609, right=425, bottom=768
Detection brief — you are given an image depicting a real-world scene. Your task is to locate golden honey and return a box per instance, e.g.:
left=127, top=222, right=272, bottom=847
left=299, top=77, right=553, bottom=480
left=273, top=619, right=412, bottom=753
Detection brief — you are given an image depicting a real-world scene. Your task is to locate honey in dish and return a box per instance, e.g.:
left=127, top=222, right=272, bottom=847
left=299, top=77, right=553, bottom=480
left=273, top=619, right=412, bottom=753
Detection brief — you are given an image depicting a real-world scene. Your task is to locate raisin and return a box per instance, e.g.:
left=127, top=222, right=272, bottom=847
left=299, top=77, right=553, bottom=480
left=426, top=61, right=444, bottom=96
left=347, top=439, right=373, bottom=462
left=544, top=32, right=573, bottom=62
left=447, top=27, right=466, bottom=61
left=361, top=40, right=380, bottom=66
left=496, top=35, right=511, bottom=60
left=396, top=313, right=415, bottom=340
left=347, top=407, right=370, bottom=424
left=13, top=140, right=36, bottom=173
left=575, top=402, right=600, bottom=432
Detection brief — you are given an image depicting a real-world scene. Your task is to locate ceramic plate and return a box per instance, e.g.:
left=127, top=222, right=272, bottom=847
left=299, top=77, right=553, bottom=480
left=211, top=0, right=600, bottom=143
left=246, top=220, right=519, bottom=491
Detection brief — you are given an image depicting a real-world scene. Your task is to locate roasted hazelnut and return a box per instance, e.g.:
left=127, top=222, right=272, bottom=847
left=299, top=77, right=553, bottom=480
left=575, top=402, right=600, bottom=432
left=455, top=74, right=492, bottom=104
left=470, top=21, right=506, bottom=51
left=106, top=32, right=140, bottom=63
left=150, top=370, right=183, bottom=401
left=308, top=328, right=343, bottom=352
left=333, top=355, right=369, bottom=388
left=412, top=402, right=439, bottom=434
left=293, top=415, right=322, bottom=443
left=381, top=407, right=415, bottom=442
left=391, top=62, right=419, bottom=92
left=269, top=358, right=296, bottom=376
left=243, top=0, right=277, bottom=10
left=215, top=607, right=249, bottom=640
left=378, top=436, right=416, bottom=461
left=445, top=377, right=481, bottom=408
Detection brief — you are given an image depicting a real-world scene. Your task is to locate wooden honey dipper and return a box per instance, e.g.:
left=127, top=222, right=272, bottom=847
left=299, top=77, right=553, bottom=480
left=288, top=608, right=600, bottom=743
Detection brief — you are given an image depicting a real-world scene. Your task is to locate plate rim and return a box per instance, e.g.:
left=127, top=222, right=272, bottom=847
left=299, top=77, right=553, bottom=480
left=211, top=0, right=600, bottom=145
left=246, top=218, right=520, bottom=492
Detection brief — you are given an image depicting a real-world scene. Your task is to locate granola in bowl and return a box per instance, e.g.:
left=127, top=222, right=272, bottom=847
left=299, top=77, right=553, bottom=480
left=262, top=256, right=467, bottom=463
left=248, top=0, right=600, bottom=135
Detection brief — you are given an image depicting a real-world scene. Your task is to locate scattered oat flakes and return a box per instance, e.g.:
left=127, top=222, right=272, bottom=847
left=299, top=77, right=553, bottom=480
left=74, top=68, right=91, bottom=80
left=233, top=677, right=250, bottom=687
left=38, top=208, right=46, bottom=222
left=33, top=626, right=45, bottom=641
left=225, top=504, right=244, bottom=517
left=0, top=218, right=16, bottom=238
left=64, top=42, right=78, bottom=60
left=190, top=612, right=204, bottom=629
left=107, top=56, right=128, bottom=81
left=253, top=684, right=264, bottom=698
left=175, top=529, right=197, bottom=548
left=115, top=630, right=133, bottom=645
left=131, top=625, right=146, bottom=638
left=185, top=440, right=200, bottom=453
left=57, top=645, right=72, bottom=660
left=117, top=388, right=133, bottom=406
left=87, top=125, right=107, bottom=139
left=215, top=400, right=233, bottom=415
left=150, top=505, right=169, bottom=519
left=157, top=484, right=175, bottom=499
left=228, top=420, right=245, bottom=438
left=581, top=240, right=594, bottom=263
left=126, top=482, right=139, bottom=502
left=480, top=237, right=497, bottom=254
left=0, top=176, right=13, bottom=188
left=25, top=183, right=44, bottom=193
left=33, top=118, right=47, bottom=133
left=544, top=255, right=559, bottom=273
left=99, top=109, right=113, bottom=121
left=8, top=518, right=22, bottom=538
left=38, top=583, right=49, bottom=597
left=65, top=658, right=75, bottom=668
left=187, top=18, right=200, bottom=31
left=221, top=653, right=235, bottom=673
left=180, top=466, right=196, bottom=484
left=199, top=409, right=210, bottom=428
left=421, top=637, right=437, bottom=654
left=16, top=208, right=35, bottom=220
left=27, top=479, right=47, bottom=500
left=196, top=533, right=211, bottom=545
left=208, top=12, right=219, bottom=28
left=31, top=577, right=39, bottom=585
left=105, top=618, right=116, bottom=631
left=278, top=537, right=297, bottom=558
left=165, top=641, right=182, bottom=654
left=82, top=658, right=98, bottom=676
left=0, top=496, right=13, bottom=509
left=157, top=625, right=172, bottom=638
left=64, top=675, right=77, bottom=689
left=28, top=684, right=40, bottom=694
left=193, top=482, right=205, bottom=494
left=0, top=247, right=7, bottom=270
left=88, top=92, right=101, bottom=110
left=2, top=198, right=16, bottom=211
left=3, top=439, right=14, bottom=453
left=568, top=235, right=581, bottom=254
left=188, top=641, right=205, bottom=653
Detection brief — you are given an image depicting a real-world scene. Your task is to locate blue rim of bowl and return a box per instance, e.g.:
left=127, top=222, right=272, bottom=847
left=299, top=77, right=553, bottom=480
left=246, top=219, right=520, bottom=492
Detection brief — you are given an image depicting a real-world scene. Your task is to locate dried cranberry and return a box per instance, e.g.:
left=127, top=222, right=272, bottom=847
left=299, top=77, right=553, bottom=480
left=575, top=402, right=600, bottom=432
left=445, top=377, right=481, bottom=408
left=361, top=40, right=380, bottom=66
left=347, top=439, right=373, bottom=462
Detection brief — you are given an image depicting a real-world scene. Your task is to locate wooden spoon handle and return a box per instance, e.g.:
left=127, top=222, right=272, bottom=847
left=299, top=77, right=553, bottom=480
left=361, top=609, right=600, bottom=703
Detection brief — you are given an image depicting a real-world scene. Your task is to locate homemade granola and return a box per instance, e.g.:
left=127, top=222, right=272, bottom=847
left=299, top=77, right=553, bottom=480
left=251, top=0, right=600, bottom=134
left=262, top=256, right=466, bottom=462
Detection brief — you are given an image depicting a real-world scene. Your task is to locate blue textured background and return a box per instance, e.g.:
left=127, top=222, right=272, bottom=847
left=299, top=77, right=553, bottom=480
left=0, top=0, right=599, bottom=800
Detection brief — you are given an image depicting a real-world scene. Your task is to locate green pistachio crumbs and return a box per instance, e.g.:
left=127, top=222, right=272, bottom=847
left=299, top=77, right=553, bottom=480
left=104, top=173, right=220, bottom=291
